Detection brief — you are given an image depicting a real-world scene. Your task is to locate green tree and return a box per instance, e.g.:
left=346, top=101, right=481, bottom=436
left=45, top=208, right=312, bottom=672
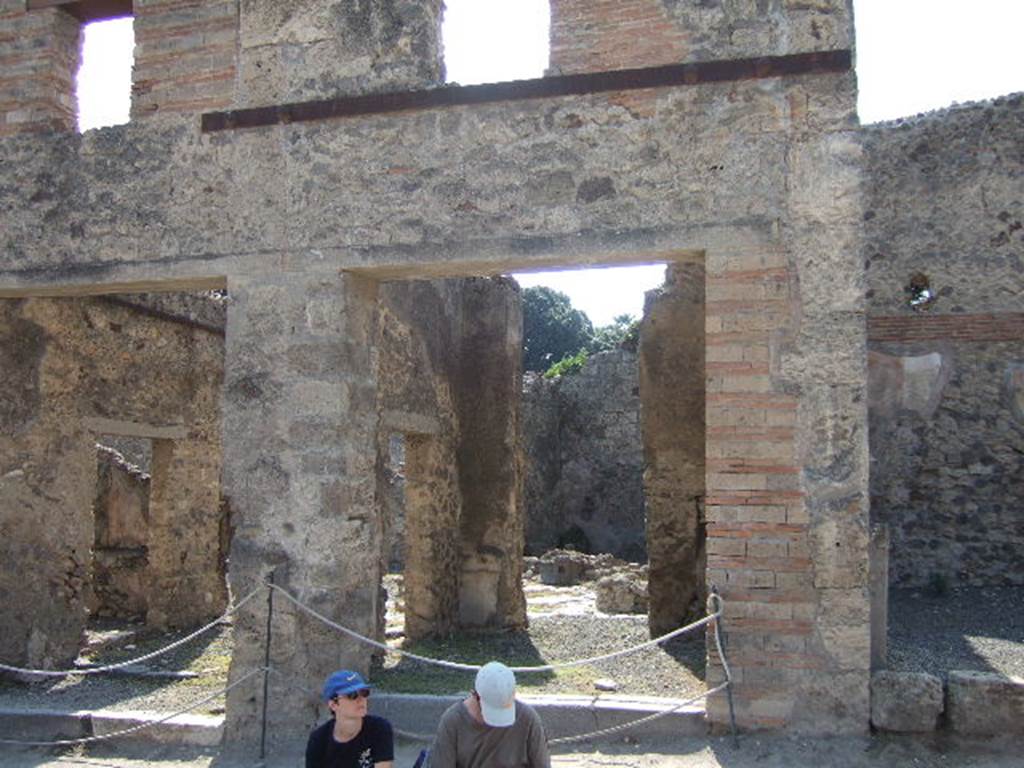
left=521, top=286, right=594, bottom=373
left=588, top=313, right=640, bottom=353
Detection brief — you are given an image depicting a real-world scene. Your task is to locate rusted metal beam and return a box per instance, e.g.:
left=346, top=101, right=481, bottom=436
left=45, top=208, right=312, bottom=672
left=202, top=49, right=852, bottom=133
left=26, top=0, right=133, bottom=22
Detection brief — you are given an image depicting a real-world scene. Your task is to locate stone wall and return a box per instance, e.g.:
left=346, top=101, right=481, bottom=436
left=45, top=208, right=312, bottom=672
left=521, top=349, right=645, bottom=560
left=0, top=293, right=226, bottom=669
left=863, top=95, right=1024, bottom=588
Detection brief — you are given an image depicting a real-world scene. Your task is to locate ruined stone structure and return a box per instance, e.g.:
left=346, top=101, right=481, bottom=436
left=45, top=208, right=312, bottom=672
left=0, top=292, right=228, bottom=669
left=0, top=0, right=919, bottom=745
left=521, top=349, right=645, bottom=560
left=863, top=95, right=1024, bottom=589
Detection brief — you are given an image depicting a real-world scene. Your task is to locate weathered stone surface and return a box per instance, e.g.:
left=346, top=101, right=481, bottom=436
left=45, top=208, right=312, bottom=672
left=641, top=263, right=706, bottom=636
left=947, top=671, right=1024, bottom=736
left=522, top=349, right=645, bottom=560
left=870, top=671, right=943, bottom=732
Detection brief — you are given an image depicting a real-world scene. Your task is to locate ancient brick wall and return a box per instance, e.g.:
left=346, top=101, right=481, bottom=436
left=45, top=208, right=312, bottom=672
left=864, top=96, right=1024, bottom=588
left=0, top=294, right=225, bottom=669
left=521, top=349, right=645, bottom=560
left=549, top=0, right=853, bottom=74
left=133, top=0, right=238, bottom=119
left=0, top=2, right=79, bottom=136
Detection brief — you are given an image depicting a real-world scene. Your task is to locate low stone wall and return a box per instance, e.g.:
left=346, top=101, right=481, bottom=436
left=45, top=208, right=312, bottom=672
left=521, top=350, right=645, bottom=560
left=871, top=669, right=1024, bottom=736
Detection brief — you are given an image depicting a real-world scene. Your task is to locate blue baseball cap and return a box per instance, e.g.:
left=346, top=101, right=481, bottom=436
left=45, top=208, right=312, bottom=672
left=322, top=669, right=371, bottom=701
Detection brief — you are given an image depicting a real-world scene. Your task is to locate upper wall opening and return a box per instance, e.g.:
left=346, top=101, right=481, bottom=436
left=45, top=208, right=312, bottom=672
left=77, top=16, right=133, bottom=132
left=442, top=0, right=549, bottom=84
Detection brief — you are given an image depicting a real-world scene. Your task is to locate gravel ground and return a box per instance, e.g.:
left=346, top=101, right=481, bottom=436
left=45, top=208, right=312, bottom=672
left=0, top=623, right=233, bottom=715
left=888, top=586, right=1024, bottom=679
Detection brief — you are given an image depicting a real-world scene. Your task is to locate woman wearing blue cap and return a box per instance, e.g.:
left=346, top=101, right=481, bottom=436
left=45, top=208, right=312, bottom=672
left=306, top=669, right=394, bottom=768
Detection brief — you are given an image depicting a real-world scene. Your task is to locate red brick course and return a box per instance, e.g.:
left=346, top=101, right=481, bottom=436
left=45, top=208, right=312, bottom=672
left=869, top=312, right=1024, bottom=343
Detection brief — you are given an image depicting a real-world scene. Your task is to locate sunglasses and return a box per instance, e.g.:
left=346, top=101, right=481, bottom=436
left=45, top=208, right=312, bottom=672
left=333, top=689, right=371, bottom=701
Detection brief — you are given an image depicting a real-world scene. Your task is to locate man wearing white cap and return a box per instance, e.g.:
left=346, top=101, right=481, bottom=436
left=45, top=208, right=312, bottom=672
left=427, top=661, right=550, bottom=767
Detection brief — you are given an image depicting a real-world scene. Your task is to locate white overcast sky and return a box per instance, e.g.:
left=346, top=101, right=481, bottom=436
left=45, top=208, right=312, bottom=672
left=77, top=0, right=1024, bottom=326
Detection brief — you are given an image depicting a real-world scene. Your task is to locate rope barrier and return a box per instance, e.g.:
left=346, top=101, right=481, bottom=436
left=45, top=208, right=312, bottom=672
left=0, top=586, right=263, bottom=678
left=0, top=666, right=264, bottom=747
left=270, top=582, right=720, bottom=673
left=0, top=580, right=735, bottom=751
left=547, top=682, right=729, bottom=746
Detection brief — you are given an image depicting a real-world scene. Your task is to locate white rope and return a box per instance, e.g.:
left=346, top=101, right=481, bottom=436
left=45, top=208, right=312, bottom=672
left=0, top=666, right=264, bottom=747
left=0, top=586, right=263, bottom=677
left=270, top=582, right=719, bottom=673
left=548, top=681, right=729, bottom=746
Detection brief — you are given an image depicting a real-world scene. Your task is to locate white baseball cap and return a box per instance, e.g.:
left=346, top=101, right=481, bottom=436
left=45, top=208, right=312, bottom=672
left=475, top=662, right=516, bottom=727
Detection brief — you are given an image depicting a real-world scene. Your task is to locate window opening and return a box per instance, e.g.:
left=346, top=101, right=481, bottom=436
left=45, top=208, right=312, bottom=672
left=442, top=0, right=549, bottom=85
left=76, top=16, right=133, bottom=132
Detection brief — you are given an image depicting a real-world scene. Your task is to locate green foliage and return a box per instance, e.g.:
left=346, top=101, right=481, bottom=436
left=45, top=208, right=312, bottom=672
left=522, top=286, right=594, bottom=373
left=588, top=313, right=640, bottom=354
left=543, top=349, right=588, bottom=379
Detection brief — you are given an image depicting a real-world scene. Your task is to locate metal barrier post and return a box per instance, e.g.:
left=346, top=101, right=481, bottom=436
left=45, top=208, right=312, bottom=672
left=259, top=570, right=276, bottom=762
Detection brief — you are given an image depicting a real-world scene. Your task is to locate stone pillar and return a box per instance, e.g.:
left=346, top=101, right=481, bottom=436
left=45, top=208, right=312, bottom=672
left=146, top=436, right=227, bottom=629
left=640, top=262, right=706, bottom=636
left=402, top=431, right=461, bottom=639
left=454, top=279, right=526, bottom=631
left=221, top=271, right=381, bottom=753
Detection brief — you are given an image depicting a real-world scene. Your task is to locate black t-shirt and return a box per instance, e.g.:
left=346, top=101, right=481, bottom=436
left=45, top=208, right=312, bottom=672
left=305, top=715, right=394, bottom=768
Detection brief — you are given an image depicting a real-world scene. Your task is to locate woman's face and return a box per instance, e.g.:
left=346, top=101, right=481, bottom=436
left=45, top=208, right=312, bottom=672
left=329, top=688, right=370, bottom=720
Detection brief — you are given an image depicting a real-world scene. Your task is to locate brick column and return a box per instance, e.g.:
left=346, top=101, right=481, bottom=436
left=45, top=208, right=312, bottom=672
left=0, top=3, right=79, bottom=136
left=221, top=270, right=382, bottom=752
left=132, top=0, right=238, bottom=119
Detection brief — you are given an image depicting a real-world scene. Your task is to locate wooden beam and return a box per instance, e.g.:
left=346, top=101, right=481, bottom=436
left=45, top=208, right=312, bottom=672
left=26, top=0, right=133, bottom=22
left=202, top=49, right=852, bottom=133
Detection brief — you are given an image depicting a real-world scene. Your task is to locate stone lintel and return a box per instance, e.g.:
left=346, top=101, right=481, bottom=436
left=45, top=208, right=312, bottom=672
left=380, top=410, right=441, bottom=436
left=85, top=417, right=187, bottom=441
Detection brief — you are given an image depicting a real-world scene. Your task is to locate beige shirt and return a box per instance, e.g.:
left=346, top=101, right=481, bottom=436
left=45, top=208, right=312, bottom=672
left=428, top=700, right=551, bottom=768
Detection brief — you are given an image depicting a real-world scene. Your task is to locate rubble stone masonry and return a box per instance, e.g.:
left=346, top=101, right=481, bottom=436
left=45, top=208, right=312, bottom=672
left=864, top=96, right=1024, bottom=588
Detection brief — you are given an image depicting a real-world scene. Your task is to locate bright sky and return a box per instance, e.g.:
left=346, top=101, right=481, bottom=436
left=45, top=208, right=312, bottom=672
left=76, top=0, right=1024, bottom=326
